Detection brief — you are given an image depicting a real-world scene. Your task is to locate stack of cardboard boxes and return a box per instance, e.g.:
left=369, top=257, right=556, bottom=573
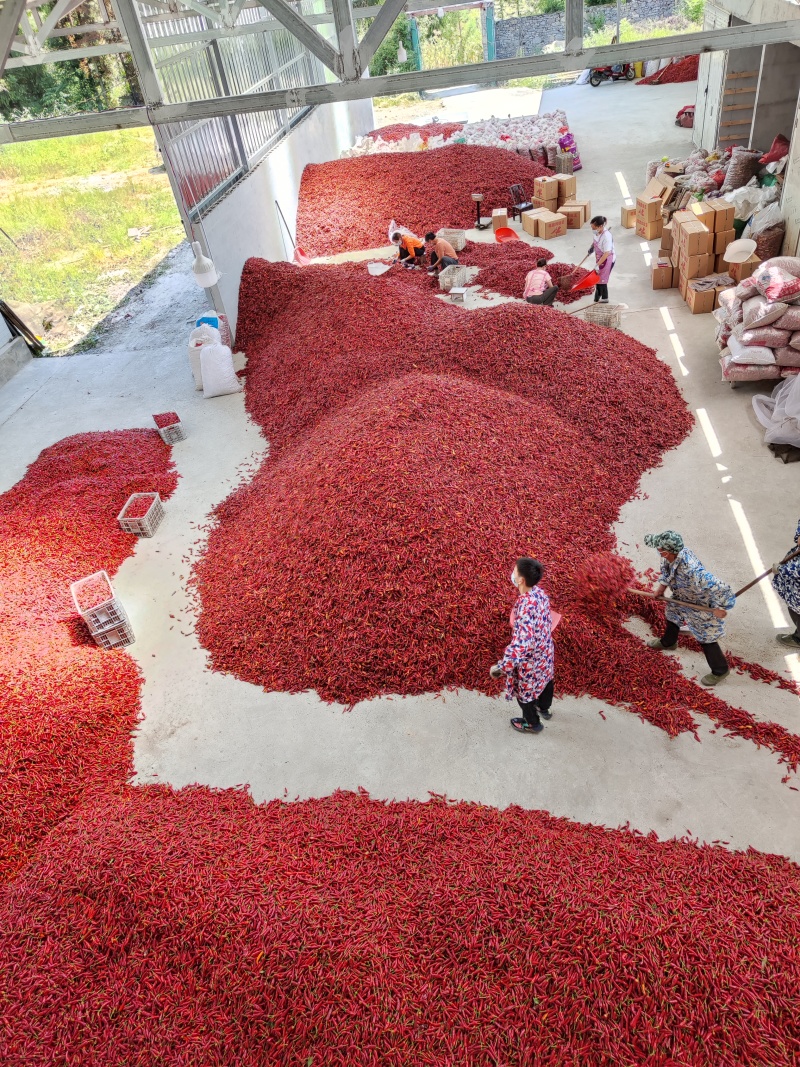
left=625, top=173, right=679, bottom=241
left=652, top=199, right=760, bottom=313
left=519, top=173, right=589, bottom=241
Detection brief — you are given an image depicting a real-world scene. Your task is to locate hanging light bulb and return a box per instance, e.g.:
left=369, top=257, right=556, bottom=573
left=190, top=241, right=219, bottom=288
left=397, top=41, right=407, bottom=63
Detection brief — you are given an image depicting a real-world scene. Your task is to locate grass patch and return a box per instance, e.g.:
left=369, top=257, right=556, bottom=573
left=0, top=128, right=184, bottom=352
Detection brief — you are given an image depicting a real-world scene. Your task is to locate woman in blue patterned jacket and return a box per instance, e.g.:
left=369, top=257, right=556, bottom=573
left=773, top=519, right=800, bottom=648
left=644, top=530, right=735, bottom=688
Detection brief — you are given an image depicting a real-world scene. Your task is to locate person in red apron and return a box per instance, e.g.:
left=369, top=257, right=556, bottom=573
left=588, top=215, right=615, bottom=303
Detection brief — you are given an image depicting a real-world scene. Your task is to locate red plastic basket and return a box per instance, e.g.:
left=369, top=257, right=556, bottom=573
left=494, top=227, right=520, bottom=243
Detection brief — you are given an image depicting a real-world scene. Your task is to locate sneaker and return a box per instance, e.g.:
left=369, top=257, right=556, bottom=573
left=647, top=638, right=677, bottom=651
left=427, top=268, right=437, bottom=275
left=599, top=298, right=609, bottom=303
left=538, top=707, right=553, bottom=721
left=510, top=717, right=544, bottom=734
left=777, top=632, right=800, bottom=647
left=700, top=671, right=729, bottom=687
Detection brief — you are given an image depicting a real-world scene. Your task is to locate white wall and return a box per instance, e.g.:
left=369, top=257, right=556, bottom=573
left=200, top=98, right=374, bottom=337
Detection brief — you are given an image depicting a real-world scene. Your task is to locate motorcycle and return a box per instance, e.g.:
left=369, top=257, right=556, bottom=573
left=589, top=63, right=636, bottom=87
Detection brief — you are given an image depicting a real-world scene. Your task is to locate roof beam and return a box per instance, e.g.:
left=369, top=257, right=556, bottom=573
left=1, top=0, right=30, bottom=71
left=357, top=0, right=406, bottom=72
left=331, top=0, right=358, bottom=78
left=1, top=18, right=798, bottom=140
left=152, top=18, right=800, bottom=119
left=254, top=0, right=342, bottom=74
left=5, top=40, right=129, bottom=65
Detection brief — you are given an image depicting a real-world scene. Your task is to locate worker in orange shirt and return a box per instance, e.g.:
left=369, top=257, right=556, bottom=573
left=424, top=231, right=459, bottom=275
left=391, top=230, right=425, bottom=269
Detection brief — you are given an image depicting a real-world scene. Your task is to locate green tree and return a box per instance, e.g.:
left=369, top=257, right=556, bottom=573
left=362, top=12, right=417, bottom=77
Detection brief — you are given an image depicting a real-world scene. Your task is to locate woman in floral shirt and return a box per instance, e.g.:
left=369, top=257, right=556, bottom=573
left=644, top=530, right=735, bottom=687
left=773, top=518, right=800, bottom=647
left=490, top=557, right=555, bottom=734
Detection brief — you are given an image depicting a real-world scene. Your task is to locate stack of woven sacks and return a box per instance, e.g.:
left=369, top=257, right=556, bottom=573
left=716, top=257, right=800, bottom=382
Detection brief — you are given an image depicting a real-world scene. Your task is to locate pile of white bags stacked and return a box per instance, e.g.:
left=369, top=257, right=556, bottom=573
left=342, top=111, right=575, bottom=159
left=714, top=257, right=800, bottom=383
left=187, top=323, right=242, bottom=399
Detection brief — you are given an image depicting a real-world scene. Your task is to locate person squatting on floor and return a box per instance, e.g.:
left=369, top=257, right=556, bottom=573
left=773, top=516, right=800, bottom=647
left=589, top=215, right=615, bottom=303
left=490, top=557, right=555, bottom=734
left=523, top=258, right=558, bottom=306
left=644, top=530, right=735, bottom=687
left=425, top=232, right=459, bottom=275
left=391, top=231, right=425, bottom=269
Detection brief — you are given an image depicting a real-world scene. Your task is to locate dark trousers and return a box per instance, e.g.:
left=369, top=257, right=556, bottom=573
left=399, top=246, right=424, bottom=265
left=517, top=679, right=555, bottom=726
left=430, top=252, right=458, bottom=269
left=594, top=283, right=609, bottom=301
left=526, top=286, right=558, bottom=306
left=660, top=621, right=728, bottom=675
left=789, top=606, right=800, bottom=636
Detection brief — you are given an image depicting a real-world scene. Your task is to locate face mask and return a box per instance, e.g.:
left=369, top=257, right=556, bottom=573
left=510, top=571, right=518, bottom=589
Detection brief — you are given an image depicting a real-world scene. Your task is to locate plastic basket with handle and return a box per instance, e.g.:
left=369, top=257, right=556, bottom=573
left=117, top=493, right=165, bottom=537
left=92, top=618, right=135, bottom=650
left=582, top=303, right=625, bottom=329
left=439, top=265, right=467, bottom=291
left=436, top=228, right=467, bottom=252
left=158, top=420, right=186, bottom=445
left=70, top=570, right=129, bottom=635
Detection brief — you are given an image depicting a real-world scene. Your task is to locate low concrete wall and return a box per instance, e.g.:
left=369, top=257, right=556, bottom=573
left=200, top=98, right=374, bottom=337
left=496, top=0, right=679, bottom=57
left=0, top=336, right=32, bottom=389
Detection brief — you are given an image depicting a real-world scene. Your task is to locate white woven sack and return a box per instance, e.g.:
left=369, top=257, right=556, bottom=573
left=728, top=333, right=776, bottom=366
left=200, top=342, right=242, bottom=399
left=188, top=324, right=220, bottom=391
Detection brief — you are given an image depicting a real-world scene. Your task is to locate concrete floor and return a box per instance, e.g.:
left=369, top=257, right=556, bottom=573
left=2, top=82, right=799, bottom=862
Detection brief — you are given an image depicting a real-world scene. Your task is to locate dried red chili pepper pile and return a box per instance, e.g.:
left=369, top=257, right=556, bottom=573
left=574, top=552, right=637, bottom=618
left=152, top=411, right=180, bottom=428
left=366, top=120, right=464, bottom=143
left=1, top=786, right=798, bottom=1066
left=196, top=259, right=800, bottom=772
left=0, top=431, right=177, bottom=882
left=456, top=241, right=591, bottom=304
left=296, top=145, right=553, bottom=255
left=72, top=571, right=113, bottom=611
left=121, top=494, right=158, bottom=519
left=638, top=55, right=699, bottom=84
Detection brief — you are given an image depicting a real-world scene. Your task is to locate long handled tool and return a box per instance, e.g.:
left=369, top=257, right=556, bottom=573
left=275, top=200, right=311, bottom=266
left=558, top=252, right=593, bottom=290
left=628, top=545, right=800, bottom=614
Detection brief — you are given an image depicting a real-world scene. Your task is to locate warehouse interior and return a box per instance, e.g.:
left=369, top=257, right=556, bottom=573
left=1, top=0, right=800, bottom=1061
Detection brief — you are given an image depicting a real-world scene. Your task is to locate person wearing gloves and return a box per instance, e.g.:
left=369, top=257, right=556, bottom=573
left=523, top=258, right=559, bottom=306
left=588, top=215, right=615, bottom=303
left=424, top=232, right=459, bottom=275
left=772, top=518, right=800, bottom=647
left=391, top=231, right=425, bottom=269
left=644, top=530, right=735, bottom=687
left=489, top=557, right=555, bottom=734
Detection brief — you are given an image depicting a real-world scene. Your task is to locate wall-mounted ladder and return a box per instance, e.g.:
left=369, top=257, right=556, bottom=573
left=719, top=69, right=759, bottom=146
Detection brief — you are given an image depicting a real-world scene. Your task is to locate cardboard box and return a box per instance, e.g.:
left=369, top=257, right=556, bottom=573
left=710, top=199, right=735, bottom=232
left=492, top=208, right=508, bottom=231
left=555, top=173, right=577, bottom=199
left=672, top=210, right=696, bottom=228
left=671, top=244, right=680, bottom=270
left=660, top=221, right=673, bottom=252
left=561, top=204, right=585, bottom=229
left=678, top=220, right=711, bottom=256
left=621, top=205, right=636, bottom=229
left=531, top=196, right=558, bottom=213
left=563, top=200, right=591, bottom=225
left=715, top=252, right=728, bottom=273
left=679, top=273, right=689, bottom=301
left=521, top=208, right=548, bottom=236
left=686, top=285, right=715, bottom=314
left=689, top=201, right=716, bottom=229
left=642, top=173, right=675, bottom=201
left=636, top=217, right=663, bottom=241
left=636, top=196, right=663, bottom=223
left=537, top=211, right=568, bottom=240
left=663, top=164, right=685, bottom=177
left=714, top=228, right=736, bottom=254
left=652, top=258, right=675, bottom=289
left=728, top=253, right=760, bottom=282
left=679, top=252, right=707, bottom=280
left=533, top=176, right=559, bottom=200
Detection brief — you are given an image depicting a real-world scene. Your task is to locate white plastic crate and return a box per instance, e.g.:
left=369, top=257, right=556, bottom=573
left=117, top=493, right=164, bottom=537
left=582, top=303, right=625, bottom=330
left=436, top=228, right=467, bottom=252
left=450, top=287, right=467, bottom=303
left=439, top=265, right=467, bottom=292
left=92, top=618, right=135, bottom=650
left=158, top=420, right=186, bottom=445
left=70, top=570, right=128, bottom=635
